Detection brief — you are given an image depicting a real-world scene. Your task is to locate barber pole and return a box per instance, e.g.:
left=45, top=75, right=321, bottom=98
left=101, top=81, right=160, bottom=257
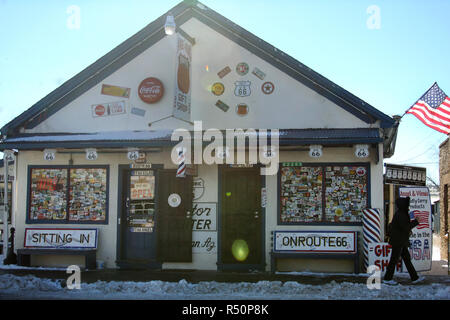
left=362, top=208, right=382, bottom=272
left=176, top=147, right=186, bottom=178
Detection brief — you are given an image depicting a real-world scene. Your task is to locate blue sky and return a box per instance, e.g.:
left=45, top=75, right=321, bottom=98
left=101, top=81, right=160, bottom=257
left=0, top=0, right=449, bottom=183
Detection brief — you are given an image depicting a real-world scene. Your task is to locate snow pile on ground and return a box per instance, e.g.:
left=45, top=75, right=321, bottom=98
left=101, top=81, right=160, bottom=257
left=0, top=274, right=448, bottom=300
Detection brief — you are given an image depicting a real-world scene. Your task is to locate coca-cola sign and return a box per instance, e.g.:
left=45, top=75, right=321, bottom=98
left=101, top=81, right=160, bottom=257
left=138, top=77, right=164, bottom=103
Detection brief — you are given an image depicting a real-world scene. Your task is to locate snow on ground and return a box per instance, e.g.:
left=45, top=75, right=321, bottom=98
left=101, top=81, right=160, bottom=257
left=0, top=273, right=448, bottom=300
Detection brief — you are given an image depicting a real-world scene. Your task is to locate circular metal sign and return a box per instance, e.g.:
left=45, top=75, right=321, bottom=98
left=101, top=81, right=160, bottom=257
left=94, top=104, right=106, bottom=116
left=168, top=193, right=181, bottom=208
left=138, top=77, right=164, bottom=103
left=261, top=81, right=275, bottom=94
left=211, top=82, right=225, bottom=96
left=236, top=62, right=249, bottom=76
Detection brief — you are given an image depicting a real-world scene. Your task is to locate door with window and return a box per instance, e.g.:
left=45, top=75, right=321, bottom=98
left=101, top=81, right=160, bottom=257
left=122, top=169, right=157, bottom=262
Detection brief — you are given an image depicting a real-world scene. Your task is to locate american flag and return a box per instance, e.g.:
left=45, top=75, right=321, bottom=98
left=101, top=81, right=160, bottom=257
left=406, top=83, right=450, bottom=135
left=412, top=210, right=430, bottom=230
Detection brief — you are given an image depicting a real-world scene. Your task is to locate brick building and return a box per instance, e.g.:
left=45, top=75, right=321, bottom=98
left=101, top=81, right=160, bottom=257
left=439, top=137, right=449, bottom=261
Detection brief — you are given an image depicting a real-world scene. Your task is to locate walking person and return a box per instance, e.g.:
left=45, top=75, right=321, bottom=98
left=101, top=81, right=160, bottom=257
left=383, top=196, right=425, bottom=285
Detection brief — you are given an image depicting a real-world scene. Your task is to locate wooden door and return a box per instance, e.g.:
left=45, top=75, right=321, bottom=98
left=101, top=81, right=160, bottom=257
left=157, top=170, right=193, bottom=262
left=220, top=166, right=262, bottom=265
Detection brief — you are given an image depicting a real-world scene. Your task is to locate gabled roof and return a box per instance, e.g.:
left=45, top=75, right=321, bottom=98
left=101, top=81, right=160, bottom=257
left=0, top=0, right=395, bottom=137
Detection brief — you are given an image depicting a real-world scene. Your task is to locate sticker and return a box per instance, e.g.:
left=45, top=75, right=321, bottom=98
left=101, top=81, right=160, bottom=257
left=211, top=82, right=225, bottom=96
left=252, top=67, right=266, bottom=80
left=261, top=81, right=275, bottom=94
left=236, top=62, right=249, bottom=76
left=91, top=101, right=126, bottom=118
left=234, top=81, right=251, bottom=97
left=236, top=103, right=249, bottom=116
left=217, top=66, right=231, bottom=78
left=138, top=77, right=164, bottom=103
left=101, top=84, right=131, bottom=98
left=131, top=107, right=146, bottom=117
left=215, top=100, right=230, bottom=112
left=334, top=208, right=344, bottom=217
left=356, top=167, right=367, bottom=177
left=168, top=193, right=181, bottom=208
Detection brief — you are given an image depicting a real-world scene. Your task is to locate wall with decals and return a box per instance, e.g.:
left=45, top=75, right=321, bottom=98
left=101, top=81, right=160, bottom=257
left=28, top=16, right=372, bottom=134
left=12, top=149, right=221, bottom=270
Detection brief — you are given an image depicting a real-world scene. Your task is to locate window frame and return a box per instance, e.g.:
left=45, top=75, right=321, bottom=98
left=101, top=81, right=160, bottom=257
left=26, top=165, right=109, bottom=225
left=277, top=162, right=371, bottom=226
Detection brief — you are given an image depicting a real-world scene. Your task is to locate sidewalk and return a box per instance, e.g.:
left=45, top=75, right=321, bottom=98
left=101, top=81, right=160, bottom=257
left=1, top=262, right=448, bottom=287
left=0, top=233, right=448, bottom=287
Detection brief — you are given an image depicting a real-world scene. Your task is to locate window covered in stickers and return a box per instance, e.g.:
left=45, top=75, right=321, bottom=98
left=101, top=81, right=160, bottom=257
left=279, top=163, right=369, bottom=224
left=27, top=166, right=109, bottom=224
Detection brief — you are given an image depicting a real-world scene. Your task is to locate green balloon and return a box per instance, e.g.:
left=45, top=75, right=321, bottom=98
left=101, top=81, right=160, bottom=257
left=231, top=239, right=249, bottom=262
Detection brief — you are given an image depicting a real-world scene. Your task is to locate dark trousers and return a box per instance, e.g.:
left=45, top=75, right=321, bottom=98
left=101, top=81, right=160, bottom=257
left=384, top=245, right=418, bottom=281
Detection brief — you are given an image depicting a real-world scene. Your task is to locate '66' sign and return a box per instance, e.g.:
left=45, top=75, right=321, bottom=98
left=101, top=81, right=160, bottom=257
left=234, top=81, right=251, bottom=97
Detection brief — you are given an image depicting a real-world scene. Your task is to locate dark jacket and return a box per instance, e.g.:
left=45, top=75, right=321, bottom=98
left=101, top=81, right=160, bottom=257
left=387, top=197, right=419, bottom=247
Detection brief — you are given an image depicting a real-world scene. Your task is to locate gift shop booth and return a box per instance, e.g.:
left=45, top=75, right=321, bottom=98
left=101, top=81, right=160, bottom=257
left=0, top=0, right=398, bottom=273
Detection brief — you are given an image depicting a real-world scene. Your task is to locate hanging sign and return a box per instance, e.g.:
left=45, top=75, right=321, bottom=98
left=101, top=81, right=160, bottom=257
left=138, top=77, right=164, bottom=103
left=101, top=84, right=131, bottom=98
left=384, top=163, right=426, bottom=186
left=398, top=187, right=432, bottom=271
left=173, top=34, right=192, bottom=121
